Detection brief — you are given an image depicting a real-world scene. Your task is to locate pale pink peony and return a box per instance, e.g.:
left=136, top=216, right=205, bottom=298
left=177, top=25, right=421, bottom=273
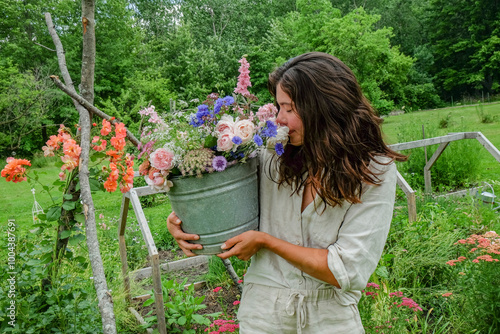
left=217, top=131, right=234, bottom=152
left=215, top=115, right=235, bottom=135
left=234, top=120, right=255, bottom=143
left=149, top=148, right=174, bottom=170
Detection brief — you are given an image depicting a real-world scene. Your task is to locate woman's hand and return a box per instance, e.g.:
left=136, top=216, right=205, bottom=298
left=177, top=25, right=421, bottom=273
left=217, top=230, right=267, bottom=261
left=166, top=212, right=202, bottom=257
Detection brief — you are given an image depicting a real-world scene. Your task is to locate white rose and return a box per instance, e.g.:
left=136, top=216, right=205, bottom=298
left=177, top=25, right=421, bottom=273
left=217, top=131, right=234, bottom=152
left=234, top=120, right=255, bottom=144
left=267, top=126, right=290, bottom=148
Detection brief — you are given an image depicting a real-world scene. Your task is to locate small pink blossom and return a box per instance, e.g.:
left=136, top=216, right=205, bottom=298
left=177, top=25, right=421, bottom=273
left=213, top=287, right=222, bottom=293
left=256, top=103, right=278, bottom=122
left=442, top=292, right=453, bottom=297
left=233, top=300, right=240, bottom=306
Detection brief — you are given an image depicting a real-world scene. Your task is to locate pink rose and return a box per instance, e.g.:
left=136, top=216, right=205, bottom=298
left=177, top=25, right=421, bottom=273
left=149, top=148, right=174, bottom=170
left=217, top=131, right=234, bottom=152
left=215, top=115, right=235, bottom=135
left=234, top=120, right=255, bottom=143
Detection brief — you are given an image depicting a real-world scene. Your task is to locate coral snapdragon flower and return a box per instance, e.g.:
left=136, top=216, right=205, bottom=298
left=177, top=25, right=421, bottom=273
left=1, top=157, right=31, bottom=183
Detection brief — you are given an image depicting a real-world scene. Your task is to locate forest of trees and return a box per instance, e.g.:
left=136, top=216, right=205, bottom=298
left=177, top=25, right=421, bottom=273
left=1, top=0, right=499, bottom=158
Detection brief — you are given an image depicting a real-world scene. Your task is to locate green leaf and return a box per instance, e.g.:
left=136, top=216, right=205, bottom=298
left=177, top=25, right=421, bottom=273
left=69, top=234, right=86, bottom=246
left=177, top=316, right=187, bottom=326
left=143, top=298, right=155, bottom=307
left=192, top=314, right=210, bottom=325
left=91, top=151, right=106, bottom=162
left=53, top=180, right=65, bottom=186
left=89, top=178, right=102, bottom=192
left=26, top=259, right=41, bottom=266
left=204, top=135, right=217, bottom=148
left=63, top=194, right=74, bottom=200
left=60, top=230, right=72, bottom=239
left=74, top=213, right=86, bottom=223
left=62, top=200, right=76, bottom=210
left=375, top=266, right=389, bottom=279
left=46, top=206, right=61, bottom=222
left=37, top=213, right=47, bottom=221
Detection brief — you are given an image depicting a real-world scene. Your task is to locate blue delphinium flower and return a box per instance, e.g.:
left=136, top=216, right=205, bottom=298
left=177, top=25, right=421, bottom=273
left=261, top=120, right=278, bottom=138
left=213, top=98, right=224, bottom=114
left=275, top=143, right=284, bottom=156
left=253, top=134, right=263, bottom=146
left=212, top=156, right=228, bottom=172
left=222, top=96, right=234, bottom=105
left=232, top=136, right=242, bottom=145
left=189, top=115, right=204, bottom=127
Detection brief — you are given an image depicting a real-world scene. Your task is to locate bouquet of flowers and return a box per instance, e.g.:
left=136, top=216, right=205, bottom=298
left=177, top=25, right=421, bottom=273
left=137, top=56, right=289, bottom=191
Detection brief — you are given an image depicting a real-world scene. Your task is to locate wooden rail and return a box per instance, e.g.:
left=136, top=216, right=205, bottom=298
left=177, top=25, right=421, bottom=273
left=388, top=132, right=500, bottom=222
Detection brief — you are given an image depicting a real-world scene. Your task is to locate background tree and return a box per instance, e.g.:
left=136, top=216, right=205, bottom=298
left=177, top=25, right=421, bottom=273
left=427, top=0, right=500, bottom=100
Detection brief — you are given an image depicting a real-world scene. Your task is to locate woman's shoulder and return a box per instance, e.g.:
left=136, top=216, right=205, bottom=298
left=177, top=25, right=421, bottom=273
left=368, top=155, right=397, bottom=177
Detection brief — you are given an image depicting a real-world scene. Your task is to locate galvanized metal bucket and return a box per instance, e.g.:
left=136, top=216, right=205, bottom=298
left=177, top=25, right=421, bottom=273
left=168, top=158, right=259, bottom=255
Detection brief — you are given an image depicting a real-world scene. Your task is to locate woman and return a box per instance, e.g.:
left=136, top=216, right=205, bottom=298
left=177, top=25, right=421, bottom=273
left=167, top=52, right=406, bottom=333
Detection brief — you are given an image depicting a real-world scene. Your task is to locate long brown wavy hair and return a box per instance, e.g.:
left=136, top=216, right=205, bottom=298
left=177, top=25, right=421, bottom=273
left=267, top=52, right=407, bottom=207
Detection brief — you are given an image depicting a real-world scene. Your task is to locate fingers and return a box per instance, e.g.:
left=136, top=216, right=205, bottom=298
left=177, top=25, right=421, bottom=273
left=221, top=235, right=239, bottom=251
left=166, top=211, right=202, bottom=256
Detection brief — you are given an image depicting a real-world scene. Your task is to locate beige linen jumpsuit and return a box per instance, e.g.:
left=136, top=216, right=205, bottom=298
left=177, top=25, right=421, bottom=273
left=237, top=150, right=397, bottom=333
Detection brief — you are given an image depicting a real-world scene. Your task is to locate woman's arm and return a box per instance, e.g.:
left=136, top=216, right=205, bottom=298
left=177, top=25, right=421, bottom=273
left=217, top=231, right=340, bottom=288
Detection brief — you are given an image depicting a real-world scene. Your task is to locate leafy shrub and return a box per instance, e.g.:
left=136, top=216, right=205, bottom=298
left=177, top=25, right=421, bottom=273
left=142, top=278, right=220, bottom=333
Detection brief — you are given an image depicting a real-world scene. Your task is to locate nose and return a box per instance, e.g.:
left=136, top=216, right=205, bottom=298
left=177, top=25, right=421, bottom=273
left=276, top=110, right=286, bottom=126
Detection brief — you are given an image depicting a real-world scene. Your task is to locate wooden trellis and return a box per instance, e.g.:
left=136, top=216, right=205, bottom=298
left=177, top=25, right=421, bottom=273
left=118, top=183, right=241, bottom=334
left=389, top=132, right=500, bottom=222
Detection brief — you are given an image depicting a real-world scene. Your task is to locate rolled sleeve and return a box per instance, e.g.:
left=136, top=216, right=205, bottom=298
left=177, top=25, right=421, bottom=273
left=327, top=162, right=397, bottom=292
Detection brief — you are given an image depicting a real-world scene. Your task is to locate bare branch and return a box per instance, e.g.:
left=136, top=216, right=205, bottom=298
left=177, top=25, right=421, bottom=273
left=49, top=75, right=140, bottom=148
left=45, top=8, right=118, bottom=333
left=44, top=13, right=75, bottom=90
left=32, top=40, right=56, bottom=52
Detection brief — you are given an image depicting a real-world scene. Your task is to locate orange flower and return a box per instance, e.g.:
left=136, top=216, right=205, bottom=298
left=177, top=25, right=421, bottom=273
left=138, top=159, right=150, bottom=176
left=1, top=157, right=31, bottom=183
left=92, top=138, right=107, bottom=152
left=110, top=136, right=126, bottom=151
left=106, top=150, right=122, bottom=162
left=63, top=139, right=81, bottom=159
left=61, top=155, right=79, bottom=172
left=114, top=122, right=127, bottom=139
left=101, top=119, right=112, bottom=136
left=103, top=178, right=118, bottom=192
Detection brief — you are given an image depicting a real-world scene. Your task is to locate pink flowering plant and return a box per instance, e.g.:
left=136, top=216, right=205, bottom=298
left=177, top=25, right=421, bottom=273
left=444, top=230, right=500, bottom=329
left=359, top=282, right=423, bottom=333
left=137, top=56, right=289, bottom=191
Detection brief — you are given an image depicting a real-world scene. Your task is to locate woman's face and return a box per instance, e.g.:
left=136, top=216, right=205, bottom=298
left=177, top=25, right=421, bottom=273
left=276, top=84, right=304, bottom=146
